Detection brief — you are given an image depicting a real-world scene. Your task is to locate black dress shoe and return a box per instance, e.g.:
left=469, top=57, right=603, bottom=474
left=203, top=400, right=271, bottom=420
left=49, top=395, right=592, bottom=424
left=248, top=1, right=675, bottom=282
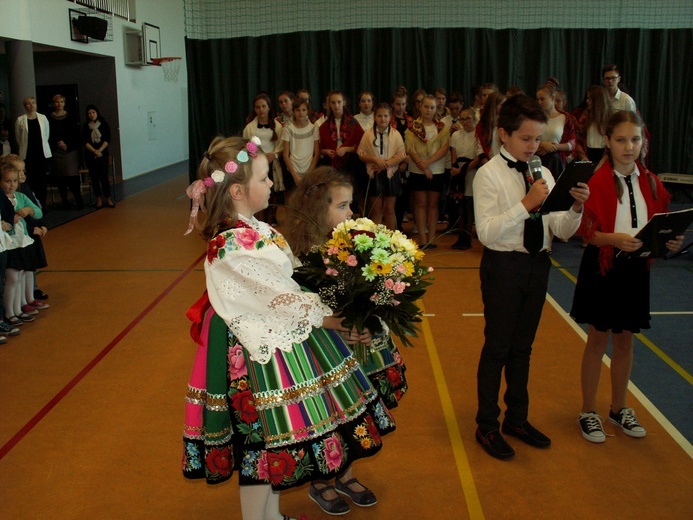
left=502, top=420, right=551, bottom=447
left=476, top=428, right=515, bottom=459
left=451, top=240, right=471, bottom=250
left=309, top=483, right=350, bottom=515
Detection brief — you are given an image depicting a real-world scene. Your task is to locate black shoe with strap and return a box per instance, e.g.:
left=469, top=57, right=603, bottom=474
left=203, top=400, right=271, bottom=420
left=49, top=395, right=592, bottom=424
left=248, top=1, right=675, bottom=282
left=476, top=427, right=515, bottom=459
left=501, top=420, right=551, bottom=448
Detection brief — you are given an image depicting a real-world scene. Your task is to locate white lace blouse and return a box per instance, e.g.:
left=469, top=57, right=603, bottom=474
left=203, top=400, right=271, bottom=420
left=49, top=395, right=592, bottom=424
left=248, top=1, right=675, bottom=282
left=204, top=216, right=332, bottom=364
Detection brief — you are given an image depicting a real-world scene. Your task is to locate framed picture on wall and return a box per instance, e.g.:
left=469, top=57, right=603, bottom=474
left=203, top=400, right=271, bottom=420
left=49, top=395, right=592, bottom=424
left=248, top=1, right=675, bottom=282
left=143, top=23, right=161, bottom=65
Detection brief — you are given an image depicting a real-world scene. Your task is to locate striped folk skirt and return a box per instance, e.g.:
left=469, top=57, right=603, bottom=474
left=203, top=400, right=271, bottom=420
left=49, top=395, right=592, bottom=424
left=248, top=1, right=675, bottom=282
left=182, top=310, right=395, bottom=489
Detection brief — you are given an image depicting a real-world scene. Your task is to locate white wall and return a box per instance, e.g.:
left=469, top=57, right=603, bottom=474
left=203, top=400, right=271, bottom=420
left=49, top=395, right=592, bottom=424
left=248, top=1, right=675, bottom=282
left=0, top=0, right=188, bottom=180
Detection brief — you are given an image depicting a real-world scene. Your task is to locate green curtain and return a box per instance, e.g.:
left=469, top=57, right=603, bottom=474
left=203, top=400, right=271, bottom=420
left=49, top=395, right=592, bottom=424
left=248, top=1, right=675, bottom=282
left=186, top=28, right=693, bottom=180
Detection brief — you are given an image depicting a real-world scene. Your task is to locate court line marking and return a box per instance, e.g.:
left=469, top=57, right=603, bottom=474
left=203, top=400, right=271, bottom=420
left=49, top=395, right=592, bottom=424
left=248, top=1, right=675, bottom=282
left=650, top=311, right=693, bottom=315
left=0, top=253, right=206, bottom=461
left=420, top=301, right=485, bottom=520
left=545, top=292, right=693, bottom=458
left=550, top=258, right=693, bottom=386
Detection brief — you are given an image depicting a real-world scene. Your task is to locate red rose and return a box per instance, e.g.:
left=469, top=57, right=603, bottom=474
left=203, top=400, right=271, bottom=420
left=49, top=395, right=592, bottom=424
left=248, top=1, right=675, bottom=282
left=385, top=366, right=402, bottom=385
left=230, top=390, right=259, bottom=423
left=266, top=451, right=297, bottom=485
left=206, top=447, right=231, bottom=476
left=207, top=234, right=226, bottom=262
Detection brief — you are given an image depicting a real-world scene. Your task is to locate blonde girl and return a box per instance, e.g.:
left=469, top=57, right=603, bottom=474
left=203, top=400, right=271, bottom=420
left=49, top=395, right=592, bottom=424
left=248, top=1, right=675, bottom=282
left=182, top=138, right=393, bottom=520
left=405, top=94, right=450, bottom=248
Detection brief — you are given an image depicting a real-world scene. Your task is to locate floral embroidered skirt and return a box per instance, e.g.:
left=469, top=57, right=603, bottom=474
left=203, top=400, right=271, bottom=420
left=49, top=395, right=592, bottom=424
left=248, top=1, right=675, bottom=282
left=358, top=332, right=408, bottom=410
left=182, top=310, right=395, bottom=489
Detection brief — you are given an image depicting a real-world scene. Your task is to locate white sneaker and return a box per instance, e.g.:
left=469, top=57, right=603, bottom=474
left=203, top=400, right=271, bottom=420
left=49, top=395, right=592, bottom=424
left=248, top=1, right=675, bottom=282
left=609, top=407, right=646, bottom=438
left=578, top=412, right=606, bottom=443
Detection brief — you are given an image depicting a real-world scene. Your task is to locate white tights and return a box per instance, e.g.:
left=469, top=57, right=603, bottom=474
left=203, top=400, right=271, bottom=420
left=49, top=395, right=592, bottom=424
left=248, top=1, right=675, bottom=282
left=4, top=269, right=35, bottom=318
left=239, top=485, right=285, bottom=520
left=4, top=268, right=23, bottom=318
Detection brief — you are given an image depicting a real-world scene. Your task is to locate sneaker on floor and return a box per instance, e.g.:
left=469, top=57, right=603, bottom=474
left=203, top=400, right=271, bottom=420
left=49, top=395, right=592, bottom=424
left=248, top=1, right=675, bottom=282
left=21, top=304, right=38, bottom=315
left=609, top=407, right=646, bottom=437
left=7, top=316, right=23, bottom=327
left=29, top=300, right=49, bottom=310
left=0, top=335, right=6, bottom=345
left=578, top=412, right=606, bottom=443
left=0, top=321, right=20, bottom=336
left=18, top=313, right=35, bottom=323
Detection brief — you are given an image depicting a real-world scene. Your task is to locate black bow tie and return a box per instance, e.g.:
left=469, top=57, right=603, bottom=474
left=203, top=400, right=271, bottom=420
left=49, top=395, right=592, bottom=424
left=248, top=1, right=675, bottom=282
left=257, top=123, right=271, bottom=129
left=501, top=153, right=528, bottom=173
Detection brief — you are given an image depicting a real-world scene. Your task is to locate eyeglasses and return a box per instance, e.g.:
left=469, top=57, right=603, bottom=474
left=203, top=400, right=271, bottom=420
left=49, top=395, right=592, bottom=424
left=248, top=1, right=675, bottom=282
left=603, top=75, right=619, bottom=81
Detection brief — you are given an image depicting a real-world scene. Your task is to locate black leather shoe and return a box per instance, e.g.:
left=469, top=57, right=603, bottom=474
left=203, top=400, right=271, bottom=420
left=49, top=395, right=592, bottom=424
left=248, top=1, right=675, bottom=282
left=309, top=483, right=350, bottom=516
left=502, top=420, right=551, bottom=447
left=335, top=477, right=377, bottom=507
left=476, top=428, right=515, bottom=460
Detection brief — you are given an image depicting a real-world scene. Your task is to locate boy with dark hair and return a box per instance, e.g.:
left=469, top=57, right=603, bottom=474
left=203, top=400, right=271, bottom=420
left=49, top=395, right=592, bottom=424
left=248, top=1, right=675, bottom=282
left=472, top=94, right=590, bottom=459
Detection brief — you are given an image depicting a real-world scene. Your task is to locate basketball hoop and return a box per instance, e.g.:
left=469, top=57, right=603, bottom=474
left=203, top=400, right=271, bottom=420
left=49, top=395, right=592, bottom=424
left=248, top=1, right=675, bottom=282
left=152, top=57, right=182, bottom=82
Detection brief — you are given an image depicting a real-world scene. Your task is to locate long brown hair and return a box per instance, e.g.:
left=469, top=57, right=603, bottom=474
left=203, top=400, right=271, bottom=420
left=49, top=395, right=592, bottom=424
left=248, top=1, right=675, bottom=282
left=604, top=111, right=654, bottom=202
left=283, top=166, right=352, bottom=257
left=584, top=85, right=612, bottom=135
left=478, top=91, right=506, bottom=148
left=198, top=136, right=265, bottom=240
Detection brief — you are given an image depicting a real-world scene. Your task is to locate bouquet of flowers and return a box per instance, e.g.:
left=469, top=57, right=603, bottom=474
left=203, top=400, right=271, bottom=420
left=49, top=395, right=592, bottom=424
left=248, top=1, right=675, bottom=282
left=293, top=218, right=433, bottom=362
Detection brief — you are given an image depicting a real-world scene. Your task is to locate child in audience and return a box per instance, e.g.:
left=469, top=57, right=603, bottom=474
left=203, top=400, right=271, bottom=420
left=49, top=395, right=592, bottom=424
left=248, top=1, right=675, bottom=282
left=282, top=98, right=320, bottom=189
left=571, top=111, right=683, bottom=443
left=476, top=91, right=506, bottom=162
left=243, top=93, right=283, bottom=222
left=449, top=107, right=482, bottom=250
left=354, top=91, right=375, bottom=131
left=275, top=90, right=295, bottom=126
left=357, top=103, right=406, bottom=229
left=536, top=83, right=577, bottom=177
left=405, top=94, right=450, bottom=248
left=0, top=160, right=42, bottom=327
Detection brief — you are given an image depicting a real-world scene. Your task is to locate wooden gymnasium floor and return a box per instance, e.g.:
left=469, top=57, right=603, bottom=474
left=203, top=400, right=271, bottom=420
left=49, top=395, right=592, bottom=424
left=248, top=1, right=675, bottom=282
left=1, top=173, right=691, bottom=519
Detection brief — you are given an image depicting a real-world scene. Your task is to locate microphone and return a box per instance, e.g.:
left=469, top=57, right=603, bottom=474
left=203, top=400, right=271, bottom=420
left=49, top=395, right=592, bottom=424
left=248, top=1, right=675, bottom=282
left=528, top=155, right=543, bottom=182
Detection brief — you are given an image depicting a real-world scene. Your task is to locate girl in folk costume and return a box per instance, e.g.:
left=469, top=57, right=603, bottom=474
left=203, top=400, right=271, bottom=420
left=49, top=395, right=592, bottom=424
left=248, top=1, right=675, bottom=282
left=182, top=137, right=394, bottom=520
left=284, top=166, right=408, bottom=514
left=357, top=103, right=406, bottom=230
left=243, top=93, right=284, bottom=223
left=570, top=111, right=683, bottom=444
left=404, top=94, right=450, bottom=248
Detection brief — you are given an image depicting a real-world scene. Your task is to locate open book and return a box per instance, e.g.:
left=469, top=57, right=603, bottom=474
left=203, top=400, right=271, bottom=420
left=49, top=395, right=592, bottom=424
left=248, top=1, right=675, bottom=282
left=617, top=208, right=693, bottom=259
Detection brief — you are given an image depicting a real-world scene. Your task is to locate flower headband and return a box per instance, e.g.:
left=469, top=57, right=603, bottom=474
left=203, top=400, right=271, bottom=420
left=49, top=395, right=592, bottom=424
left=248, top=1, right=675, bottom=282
left=185, top=137, right=262, bottom=235
left=203, top=136, right=261, bottom=187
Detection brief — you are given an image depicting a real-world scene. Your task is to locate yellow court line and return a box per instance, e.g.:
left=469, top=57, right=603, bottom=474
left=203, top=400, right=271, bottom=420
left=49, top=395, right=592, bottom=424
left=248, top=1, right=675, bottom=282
left=550, top=257, right=693, bottom=386
left=419, top=300, right=485, bottom=520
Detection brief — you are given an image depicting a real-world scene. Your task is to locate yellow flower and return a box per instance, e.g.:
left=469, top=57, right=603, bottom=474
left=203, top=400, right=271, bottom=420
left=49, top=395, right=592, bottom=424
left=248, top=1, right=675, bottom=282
left=402, top=261, right=415, bottom=276
left=371, top=262, right=392, bottom=276
left=337, top=250, right=351, bottom=262
left=354, top=425, right=367, bottom=437
left=360, top=438, right=373, bottom=449
left=414, top=249, right=425, bottom=261
left=274, top=235, right=288, bottom=249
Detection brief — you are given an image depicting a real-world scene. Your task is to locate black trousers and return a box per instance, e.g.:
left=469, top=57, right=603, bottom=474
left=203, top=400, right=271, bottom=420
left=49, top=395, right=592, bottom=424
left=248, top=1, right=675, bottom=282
left=476, top=248, right=551, bottom=432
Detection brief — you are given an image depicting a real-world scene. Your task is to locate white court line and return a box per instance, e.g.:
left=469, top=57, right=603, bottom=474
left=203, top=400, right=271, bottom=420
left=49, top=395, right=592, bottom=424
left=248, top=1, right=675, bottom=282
left=650, top=311, right=693, bottom=315
left=545, top=293, right=693, bottom=459
left=462, top=313, right=484, bottom=317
